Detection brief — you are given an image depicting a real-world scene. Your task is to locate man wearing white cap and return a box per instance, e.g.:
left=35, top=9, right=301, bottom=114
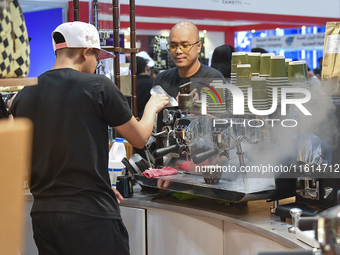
left=11, top=21, right=168, bottom=255
left=137, top=50, right=155, bottom=68
left=137, top=51, right=158, bottom=79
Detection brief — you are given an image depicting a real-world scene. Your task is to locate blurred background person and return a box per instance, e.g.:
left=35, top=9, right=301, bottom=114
left=313, top=57, right=323, bottom=80
left=133, top=56, right=155, bottom=161
left=137, top=51, right=158, bottom=79
left=136, top=56, right=153, bottom=119
left=308, top=67, right=321, bottom=92
left=251, top=47, right=267, bottom=53
left=210, top=44, right=235, bottom=111
left=210, top=44, right=235, bottom=79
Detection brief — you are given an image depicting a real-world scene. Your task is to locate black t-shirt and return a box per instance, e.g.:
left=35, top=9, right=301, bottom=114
left=11, top=68, right=132, bottom=219
left=137, top=75, right=153, bottom=119
left=153, top=63, right=226, bottom=98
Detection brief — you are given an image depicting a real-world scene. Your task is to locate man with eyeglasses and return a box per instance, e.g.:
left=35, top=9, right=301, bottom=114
left=153, top=21, right=226, bottom=99
left=11, top=21, right=169, bottom=255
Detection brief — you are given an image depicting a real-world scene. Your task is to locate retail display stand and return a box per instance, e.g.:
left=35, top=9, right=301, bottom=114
left=72, top=0, right=138, bottom=117
left=99, top=0, right=138, bottom=118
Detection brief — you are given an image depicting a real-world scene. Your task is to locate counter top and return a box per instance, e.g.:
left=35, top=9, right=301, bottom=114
left=120, top=186, right=313, bottom=250
left=24, top=186, right=313, bottom=250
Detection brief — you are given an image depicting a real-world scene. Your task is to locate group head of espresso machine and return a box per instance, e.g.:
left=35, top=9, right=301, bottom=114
left=152, top=108, right=192, bottom=166
left=152, top=106, right=267, bottom=170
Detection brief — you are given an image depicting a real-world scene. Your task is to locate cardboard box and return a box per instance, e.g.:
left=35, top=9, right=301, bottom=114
left=0, top=118, right=33, bottom=255
left=124, top=142, right=133, bottom=160
left=120, top=63, right=131, bottom=96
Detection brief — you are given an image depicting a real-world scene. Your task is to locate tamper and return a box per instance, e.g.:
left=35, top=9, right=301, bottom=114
left=288, top=208, right=302, bottom=234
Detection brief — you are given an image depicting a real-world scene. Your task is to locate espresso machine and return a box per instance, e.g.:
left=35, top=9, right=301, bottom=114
left=133, top=108, right=283, bottom=202
left=129, top=81, right=340, bottom=214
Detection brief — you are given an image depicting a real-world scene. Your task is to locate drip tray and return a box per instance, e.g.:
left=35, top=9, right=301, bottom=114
left=134, top=172, right=276, bottom=202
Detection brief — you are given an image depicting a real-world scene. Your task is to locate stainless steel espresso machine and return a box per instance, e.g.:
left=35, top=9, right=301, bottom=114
left=128, top=83, right=340, bottom=217
left=133, top=107, right=291, bottom=202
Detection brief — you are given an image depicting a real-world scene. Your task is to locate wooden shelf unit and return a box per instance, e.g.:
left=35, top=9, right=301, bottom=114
left=0, top=78, right=38, bottom=87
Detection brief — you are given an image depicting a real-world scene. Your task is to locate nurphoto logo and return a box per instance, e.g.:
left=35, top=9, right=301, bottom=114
left=200, top=83, right=311, bottom=117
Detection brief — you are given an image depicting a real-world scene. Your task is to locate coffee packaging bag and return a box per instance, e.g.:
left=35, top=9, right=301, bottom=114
left=322, top=22, right=340, bottom=96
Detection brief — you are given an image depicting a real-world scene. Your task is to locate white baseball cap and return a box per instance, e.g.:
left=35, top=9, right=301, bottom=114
left=52, top=21, right=115, bottom=60
left=136, top=51, right=155, bottom=68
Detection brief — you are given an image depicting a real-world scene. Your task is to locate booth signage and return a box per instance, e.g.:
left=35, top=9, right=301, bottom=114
left=119, top=0, right=340, bottom=18
left=251, top=33, right=325, bottom=50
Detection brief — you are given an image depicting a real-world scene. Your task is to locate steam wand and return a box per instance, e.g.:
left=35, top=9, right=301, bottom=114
left=235, top=135, right=264, bottom=192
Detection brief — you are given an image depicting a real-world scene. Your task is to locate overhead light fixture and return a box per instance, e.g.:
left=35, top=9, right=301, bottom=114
left=302, top=25, right=306, bottom=29
left=251, top=29, right=256, bottom=33
left=203, top=30, right=207, bottom=33
left=276, top=27, right=280, bottom=31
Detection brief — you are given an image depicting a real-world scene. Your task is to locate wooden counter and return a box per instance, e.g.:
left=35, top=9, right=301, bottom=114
left=24, top=186, right=314, bottom=255
left=120, top=187, right=312, bottom=255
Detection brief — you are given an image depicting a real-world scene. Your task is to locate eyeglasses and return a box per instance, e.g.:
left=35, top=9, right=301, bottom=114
left=168, top=41, right=200, bottom=53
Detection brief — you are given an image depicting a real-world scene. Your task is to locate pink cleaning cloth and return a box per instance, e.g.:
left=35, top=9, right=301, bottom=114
left=176, top=160, right=210, bottom=171
left=176, top=161, right=191, bottom=171
left=142, top=166, right=178, bottom=178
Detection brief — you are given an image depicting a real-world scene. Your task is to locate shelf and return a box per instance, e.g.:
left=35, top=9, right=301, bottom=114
left=102, top=46, right=139, bottom=53
left=0, top=78, right=38, bottom=87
